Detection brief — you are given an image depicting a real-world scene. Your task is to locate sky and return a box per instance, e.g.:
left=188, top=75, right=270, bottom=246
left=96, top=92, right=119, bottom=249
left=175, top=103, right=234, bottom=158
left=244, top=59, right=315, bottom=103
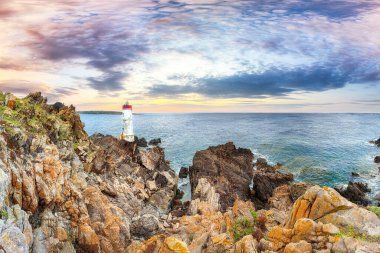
left=0, top=0, right=380, bottom=112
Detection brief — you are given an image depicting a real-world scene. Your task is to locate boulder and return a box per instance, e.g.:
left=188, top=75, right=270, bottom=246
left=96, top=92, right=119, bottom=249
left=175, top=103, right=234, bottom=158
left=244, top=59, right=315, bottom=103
left=375, top=156, right=380, bottom=163
left=189, top=142, right=254, bottom=211
left=286, top=186, right=380, bottom=236
left=283, top=240, right=312, bottom=253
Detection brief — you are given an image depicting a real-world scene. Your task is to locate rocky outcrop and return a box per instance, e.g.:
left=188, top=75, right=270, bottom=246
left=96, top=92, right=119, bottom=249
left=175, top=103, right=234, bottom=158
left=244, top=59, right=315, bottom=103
left=252, top=158, right=294, bottom=205
left=375, top=156, right=380, bottom=163
left=189, top=142, right=254, bottom=211
left=335, top=181, right=371, bottom=206
left=148, top=138, right=161, bottom=146
left=0, top=92, right=177, bottom=252
left=286, top=186, right=380, bottom=236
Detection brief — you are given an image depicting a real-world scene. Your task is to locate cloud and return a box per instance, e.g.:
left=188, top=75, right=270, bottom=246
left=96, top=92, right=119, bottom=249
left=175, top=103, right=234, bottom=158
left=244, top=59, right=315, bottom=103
left=86, top=71, right=125, bottom=91
left=26, top=22, right=147, bottom=91
left=148, top=59, right=380, bottom=98
left=0, top=2, right=14, bottom=18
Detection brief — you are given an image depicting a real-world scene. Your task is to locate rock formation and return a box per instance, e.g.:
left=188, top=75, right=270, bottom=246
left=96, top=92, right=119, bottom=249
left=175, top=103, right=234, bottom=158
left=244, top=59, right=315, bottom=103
left=252, top=158, right=294, bottom=206
left=189, top=142, right=254, bottom=212
left=335, top=181, right=371, bottom=206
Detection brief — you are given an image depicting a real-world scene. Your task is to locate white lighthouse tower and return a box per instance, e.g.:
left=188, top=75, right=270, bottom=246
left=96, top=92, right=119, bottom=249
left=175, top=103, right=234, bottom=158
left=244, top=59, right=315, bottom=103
left=121, top=101, right=134, bottom=142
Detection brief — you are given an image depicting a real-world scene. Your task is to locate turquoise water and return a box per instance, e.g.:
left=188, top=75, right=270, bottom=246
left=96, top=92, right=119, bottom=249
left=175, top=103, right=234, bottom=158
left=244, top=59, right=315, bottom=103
left=80, top=113, right=380, bottom=199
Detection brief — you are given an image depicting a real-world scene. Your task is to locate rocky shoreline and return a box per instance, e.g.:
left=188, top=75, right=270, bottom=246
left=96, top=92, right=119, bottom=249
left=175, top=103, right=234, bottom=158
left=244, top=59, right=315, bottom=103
left=0, top=92, right=379, bottom=252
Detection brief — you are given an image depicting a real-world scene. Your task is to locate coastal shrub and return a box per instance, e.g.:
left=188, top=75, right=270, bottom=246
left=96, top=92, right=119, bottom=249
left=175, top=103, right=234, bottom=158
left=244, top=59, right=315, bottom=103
left=369, top=206, right=380, bottom=216
left=0, top=209, right=8, bottom=220
left=231, top=209, right=267, bottom=242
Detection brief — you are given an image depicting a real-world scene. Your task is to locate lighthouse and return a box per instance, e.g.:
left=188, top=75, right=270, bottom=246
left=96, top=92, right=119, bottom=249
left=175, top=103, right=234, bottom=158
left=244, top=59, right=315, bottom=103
left=121, top=101, right=134, bottom=142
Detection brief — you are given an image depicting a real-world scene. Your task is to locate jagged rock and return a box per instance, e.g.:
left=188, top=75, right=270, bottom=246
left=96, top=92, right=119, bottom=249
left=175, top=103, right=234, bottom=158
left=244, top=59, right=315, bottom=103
left=189, top=142, right=254, bottom=211
left=136, top=137, right=148, bottom=147
left=375, top=156, right=380, bottom=163
left=268, top=185, right=293, bottom=211
left=253, top=158, right=294, bottom=203
left=190, top=178, right=220, bottom=214
left=178, top=167, right=189, bottom=178
left=234, top=235, right=258, bottom=253
left=149, top=138, right=161, bottom=146
left=0, top=205, right=32, bottom=253
left=52, top=102, right=65, bottom=112
left=335, top=181, right=371, bottom=206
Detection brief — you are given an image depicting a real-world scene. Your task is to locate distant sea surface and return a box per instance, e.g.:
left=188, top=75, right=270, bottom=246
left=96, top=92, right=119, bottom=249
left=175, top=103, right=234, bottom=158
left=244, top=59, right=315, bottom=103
left=80, top=113, right=380, bottom=199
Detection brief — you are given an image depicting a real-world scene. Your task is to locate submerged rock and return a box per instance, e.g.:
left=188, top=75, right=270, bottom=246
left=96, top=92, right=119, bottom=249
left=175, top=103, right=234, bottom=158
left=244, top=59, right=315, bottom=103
left=189, top=142, right=254, bottom=211
left=351, top=171, right=360, bottom=177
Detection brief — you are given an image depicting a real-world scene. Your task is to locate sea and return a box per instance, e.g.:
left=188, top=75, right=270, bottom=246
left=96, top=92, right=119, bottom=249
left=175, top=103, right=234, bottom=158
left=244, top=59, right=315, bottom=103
left=80, top=113, right=380, bottom=200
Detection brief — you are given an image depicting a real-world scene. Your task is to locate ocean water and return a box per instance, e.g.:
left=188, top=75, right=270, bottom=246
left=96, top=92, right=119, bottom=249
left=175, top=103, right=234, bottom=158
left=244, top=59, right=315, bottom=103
left=80, top=113, right=380, bottom=200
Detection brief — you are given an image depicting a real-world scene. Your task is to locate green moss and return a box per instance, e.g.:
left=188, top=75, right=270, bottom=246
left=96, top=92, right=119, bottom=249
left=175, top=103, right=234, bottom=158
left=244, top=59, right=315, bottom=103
left=337, top=226, right=380, bottom=243
left=369, top=206, right=380, bottom=215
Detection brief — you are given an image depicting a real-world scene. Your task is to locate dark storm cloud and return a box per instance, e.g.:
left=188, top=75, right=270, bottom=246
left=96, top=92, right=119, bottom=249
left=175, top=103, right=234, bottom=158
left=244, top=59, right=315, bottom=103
left=148, top=61, right=380, bottom=98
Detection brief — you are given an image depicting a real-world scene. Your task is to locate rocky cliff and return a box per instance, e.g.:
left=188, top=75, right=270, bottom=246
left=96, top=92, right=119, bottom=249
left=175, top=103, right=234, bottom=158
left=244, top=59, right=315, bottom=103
left=0, top=92, right=177, bottom=252
left=0, top=91, right=379, bottom=253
